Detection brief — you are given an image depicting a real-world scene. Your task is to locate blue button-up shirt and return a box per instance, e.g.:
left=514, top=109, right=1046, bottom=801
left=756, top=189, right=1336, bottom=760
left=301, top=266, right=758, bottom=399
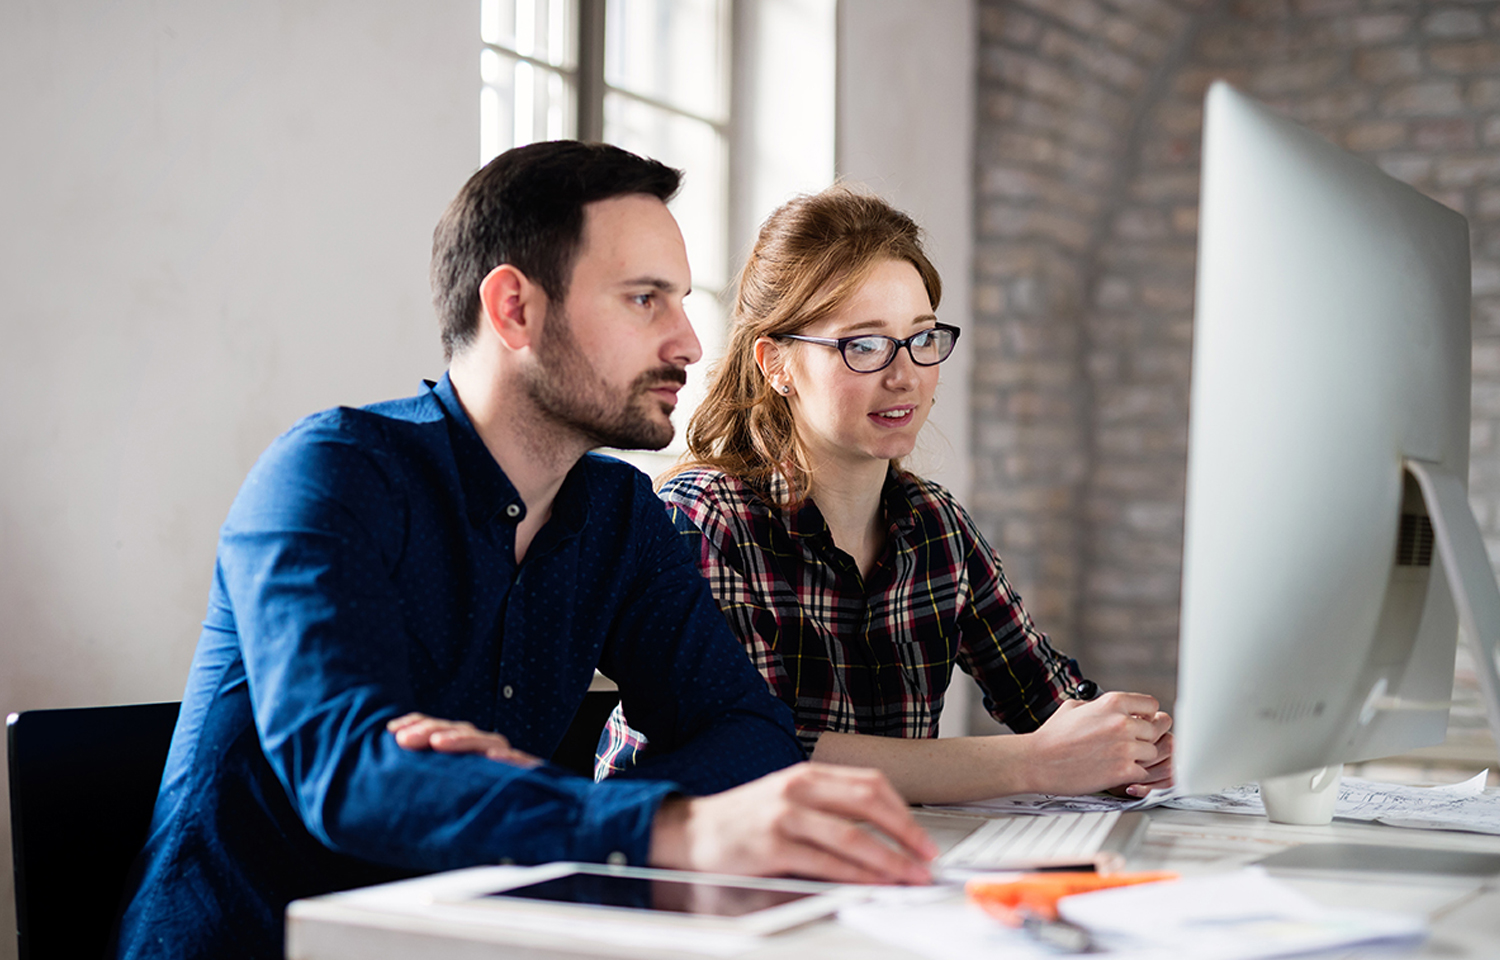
left=115, top=375, right=803, bottom=959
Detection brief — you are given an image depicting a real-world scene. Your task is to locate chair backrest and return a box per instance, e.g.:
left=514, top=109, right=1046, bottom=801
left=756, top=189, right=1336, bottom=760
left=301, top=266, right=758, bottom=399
left=550, top=689, right=621, bottom=777
left=7, top=701, right=180, bottom=960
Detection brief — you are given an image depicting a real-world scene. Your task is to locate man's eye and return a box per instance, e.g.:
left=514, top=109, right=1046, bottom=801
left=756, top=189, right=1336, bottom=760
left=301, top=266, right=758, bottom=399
left=631, top=293, right=654, bottom=307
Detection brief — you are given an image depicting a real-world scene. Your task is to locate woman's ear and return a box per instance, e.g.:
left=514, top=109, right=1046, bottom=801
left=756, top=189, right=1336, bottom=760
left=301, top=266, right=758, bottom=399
left=754, top=337, right=793, bottom=396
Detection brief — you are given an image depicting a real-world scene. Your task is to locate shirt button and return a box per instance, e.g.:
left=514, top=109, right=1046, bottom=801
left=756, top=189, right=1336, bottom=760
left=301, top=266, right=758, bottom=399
left=503, top=684, right=514, bottom=699
left=505, top=503, right=521, bottom=519
left=606, top=851, right=627, bottom=866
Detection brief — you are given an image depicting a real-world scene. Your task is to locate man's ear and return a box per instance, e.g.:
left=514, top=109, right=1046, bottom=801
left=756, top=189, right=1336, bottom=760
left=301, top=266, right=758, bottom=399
left=478, top=264, right=546, bottom=351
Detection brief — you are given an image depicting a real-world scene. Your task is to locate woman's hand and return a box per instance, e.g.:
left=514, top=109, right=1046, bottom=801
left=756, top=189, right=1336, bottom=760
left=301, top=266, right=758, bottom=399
left=387, top=712, right=543, bottom=768
left=1021, top=692, right=1173, bottom=797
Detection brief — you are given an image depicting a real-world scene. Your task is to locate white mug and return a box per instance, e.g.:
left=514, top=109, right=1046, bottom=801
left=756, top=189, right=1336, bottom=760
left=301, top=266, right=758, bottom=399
left=1259, top=764, right=1342, bottom=825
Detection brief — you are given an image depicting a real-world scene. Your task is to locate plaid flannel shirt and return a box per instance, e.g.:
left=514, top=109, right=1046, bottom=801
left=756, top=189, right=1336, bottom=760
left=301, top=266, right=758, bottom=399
left=596, top=467, right=1084, bottom=774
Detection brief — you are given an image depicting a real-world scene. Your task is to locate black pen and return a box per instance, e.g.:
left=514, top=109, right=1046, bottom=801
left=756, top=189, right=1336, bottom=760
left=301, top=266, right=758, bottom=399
left=1072, top=679, right=1100, bottom=701
left=1019, top=909, right=1097, bottom=954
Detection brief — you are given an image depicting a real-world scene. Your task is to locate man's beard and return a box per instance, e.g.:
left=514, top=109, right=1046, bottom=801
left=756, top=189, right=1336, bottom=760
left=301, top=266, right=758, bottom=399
left=523, top=305, right=686, bottom=451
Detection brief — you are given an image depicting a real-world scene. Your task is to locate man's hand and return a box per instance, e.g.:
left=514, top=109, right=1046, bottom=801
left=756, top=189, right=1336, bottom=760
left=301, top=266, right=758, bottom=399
left=1023, top=692, right=1173, bottom=798
left=387, top=713, right=542, bottom=768
left=647, top=763, right=936, bottom=885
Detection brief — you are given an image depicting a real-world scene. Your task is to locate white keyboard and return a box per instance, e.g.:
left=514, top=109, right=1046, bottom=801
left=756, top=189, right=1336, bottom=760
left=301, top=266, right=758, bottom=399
left=937, top=811, right=1131, bottom=872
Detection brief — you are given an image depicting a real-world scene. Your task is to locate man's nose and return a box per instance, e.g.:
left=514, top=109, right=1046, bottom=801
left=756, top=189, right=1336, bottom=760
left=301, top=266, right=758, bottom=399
left=666, top=299, right=703, bottom=367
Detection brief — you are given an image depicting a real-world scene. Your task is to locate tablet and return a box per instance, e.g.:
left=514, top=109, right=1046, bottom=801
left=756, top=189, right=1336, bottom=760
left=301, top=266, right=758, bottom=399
left=434, top=862, right=863, bottom=935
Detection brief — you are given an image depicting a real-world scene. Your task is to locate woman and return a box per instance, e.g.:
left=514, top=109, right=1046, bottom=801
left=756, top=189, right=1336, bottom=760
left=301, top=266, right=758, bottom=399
left=600, top=186, right=1173, bottom=804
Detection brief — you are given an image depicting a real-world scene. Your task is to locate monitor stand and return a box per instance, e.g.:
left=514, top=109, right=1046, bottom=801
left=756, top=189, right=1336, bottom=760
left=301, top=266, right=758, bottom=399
left=1405, top=458, right=1500, bottom=758
left=1258, top=460, right=1499, bottom=826
left=1257, top=841, right=1500, bottom=879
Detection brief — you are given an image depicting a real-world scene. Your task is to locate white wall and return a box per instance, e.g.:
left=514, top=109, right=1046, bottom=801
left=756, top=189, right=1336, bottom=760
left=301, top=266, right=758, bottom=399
left=0, top=3, right=475, bottom=955
left=838, top=0, right=979, bottom=734
left=837, top=0, right=975, bottom=504
left=0, top=2, right=980, bottom=953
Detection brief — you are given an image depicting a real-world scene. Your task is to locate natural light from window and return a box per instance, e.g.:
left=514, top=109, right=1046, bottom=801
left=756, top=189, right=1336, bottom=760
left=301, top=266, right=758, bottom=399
left=479, top=0, right=834, bottom=476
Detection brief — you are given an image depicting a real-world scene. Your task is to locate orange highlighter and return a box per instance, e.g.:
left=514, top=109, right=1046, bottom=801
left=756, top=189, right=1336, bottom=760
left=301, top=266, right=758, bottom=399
left=966, top=871, right=1179, bottom=925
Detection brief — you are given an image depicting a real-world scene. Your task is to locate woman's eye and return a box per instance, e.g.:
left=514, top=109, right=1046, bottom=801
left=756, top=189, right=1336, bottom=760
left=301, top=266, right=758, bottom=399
left=847, top=338, right=881, bottom=354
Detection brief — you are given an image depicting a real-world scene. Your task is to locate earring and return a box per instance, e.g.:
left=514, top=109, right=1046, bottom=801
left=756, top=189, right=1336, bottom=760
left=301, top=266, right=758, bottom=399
left=780, top=384, right=791, bottom=395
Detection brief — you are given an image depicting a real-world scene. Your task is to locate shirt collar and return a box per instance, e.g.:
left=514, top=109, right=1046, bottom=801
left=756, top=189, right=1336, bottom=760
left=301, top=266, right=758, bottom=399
left=778, top=466, right=916, bottom=541
left=549, top=456, right=594, bottom=540
left=881, top=469, right=918, bottom=538
left=425, top=373, right=593, bottom=538
left=425, top=373, right=528, bottom=528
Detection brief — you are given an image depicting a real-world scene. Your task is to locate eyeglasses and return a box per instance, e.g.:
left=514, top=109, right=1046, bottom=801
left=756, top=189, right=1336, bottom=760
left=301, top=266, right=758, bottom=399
left=775, top=323, right=961, bottom=373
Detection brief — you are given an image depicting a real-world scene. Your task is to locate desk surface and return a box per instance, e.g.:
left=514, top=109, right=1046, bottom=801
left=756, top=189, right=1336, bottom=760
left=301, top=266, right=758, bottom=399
left=286, top=806, right=1500, bottom=959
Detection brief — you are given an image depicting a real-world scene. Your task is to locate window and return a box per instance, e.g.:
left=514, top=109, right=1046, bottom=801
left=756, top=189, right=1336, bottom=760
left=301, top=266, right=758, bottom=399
left=480, top=0, right=834, bottom=471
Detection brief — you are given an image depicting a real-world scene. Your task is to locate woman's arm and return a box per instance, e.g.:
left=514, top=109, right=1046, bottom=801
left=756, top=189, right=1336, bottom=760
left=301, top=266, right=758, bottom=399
left=809, top=691, right=1172, bottom=804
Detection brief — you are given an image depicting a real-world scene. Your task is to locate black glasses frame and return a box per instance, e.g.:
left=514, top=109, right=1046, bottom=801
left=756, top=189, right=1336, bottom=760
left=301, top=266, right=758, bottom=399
left=774, top=322, right=962, bottom=373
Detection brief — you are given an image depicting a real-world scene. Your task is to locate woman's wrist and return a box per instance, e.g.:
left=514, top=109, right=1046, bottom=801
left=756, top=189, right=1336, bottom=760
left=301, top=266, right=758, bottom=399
left=980, top=731, right=1038, bottom=797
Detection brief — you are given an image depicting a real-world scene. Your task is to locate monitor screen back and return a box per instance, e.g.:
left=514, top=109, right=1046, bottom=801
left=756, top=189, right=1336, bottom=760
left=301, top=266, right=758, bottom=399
left=1175, top=82, right=1472, bottom=794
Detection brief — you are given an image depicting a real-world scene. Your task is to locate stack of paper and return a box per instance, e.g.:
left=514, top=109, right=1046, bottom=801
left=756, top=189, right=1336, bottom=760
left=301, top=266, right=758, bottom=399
left=1057, top=868, right=1426, bottom=958
left=1165, top=772, right=1500, bottom=834
left=928, top=772, right=1500, bottom=836
left=838, top=869, right=1425, bottom=960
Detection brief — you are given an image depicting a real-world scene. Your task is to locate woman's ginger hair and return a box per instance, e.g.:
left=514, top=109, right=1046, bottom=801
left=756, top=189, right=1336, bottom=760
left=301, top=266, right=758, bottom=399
left=668, top=185, right=942, bottom=505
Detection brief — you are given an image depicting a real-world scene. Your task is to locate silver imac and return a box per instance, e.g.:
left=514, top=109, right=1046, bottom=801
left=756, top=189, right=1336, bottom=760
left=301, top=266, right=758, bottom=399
left=1174, top=82, right=1500, bottom=799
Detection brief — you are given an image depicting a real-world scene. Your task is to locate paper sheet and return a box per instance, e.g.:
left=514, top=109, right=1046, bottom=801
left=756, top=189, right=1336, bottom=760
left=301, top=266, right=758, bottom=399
left=925, top=788, right=1170, bottom=817
left=838, top=871, right=1426, bottom=960
left=928, top=774, right=1500, bottom=836
left=837, top=888, right=1079, bottom=960
left=1058, top=867, right=1427, bottom=959
left=1163, top=773, right=1500, bottom=834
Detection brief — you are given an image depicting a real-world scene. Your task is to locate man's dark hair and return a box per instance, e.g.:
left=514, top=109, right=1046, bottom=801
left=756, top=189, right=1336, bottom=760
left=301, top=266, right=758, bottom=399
left=430, top=141, right=682, bottom=360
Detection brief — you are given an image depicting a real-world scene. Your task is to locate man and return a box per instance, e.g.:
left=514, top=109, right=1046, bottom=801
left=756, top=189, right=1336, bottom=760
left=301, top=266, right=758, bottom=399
left=114, top=142, right=934, bottom=960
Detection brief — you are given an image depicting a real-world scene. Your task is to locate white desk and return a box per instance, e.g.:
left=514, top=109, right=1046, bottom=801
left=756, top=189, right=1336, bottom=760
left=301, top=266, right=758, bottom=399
left=286, top=806, right=1500, bottom=959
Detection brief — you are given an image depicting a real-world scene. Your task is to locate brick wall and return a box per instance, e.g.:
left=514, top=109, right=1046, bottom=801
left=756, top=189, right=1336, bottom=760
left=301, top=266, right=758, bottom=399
left=972, top=0, right=1500, bottom=720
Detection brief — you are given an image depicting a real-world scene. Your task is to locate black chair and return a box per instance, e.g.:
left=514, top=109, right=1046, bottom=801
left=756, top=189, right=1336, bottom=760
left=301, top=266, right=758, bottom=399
left=551, top=689, right=622, bottom=777
left=6, top=692, right=615, bottom=959
left=7, top=701, right=180, bottom=960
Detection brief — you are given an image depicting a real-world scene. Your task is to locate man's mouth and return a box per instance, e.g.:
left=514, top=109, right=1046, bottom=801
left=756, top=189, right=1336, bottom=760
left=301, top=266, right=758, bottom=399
left=635, top=367, right=688, bottom=407
left=643, top=378, right=685, bottom=408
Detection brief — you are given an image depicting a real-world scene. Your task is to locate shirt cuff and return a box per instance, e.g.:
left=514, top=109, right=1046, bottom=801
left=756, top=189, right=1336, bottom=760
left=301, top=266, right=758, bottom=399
left=570, top=777, right=682, bottom=868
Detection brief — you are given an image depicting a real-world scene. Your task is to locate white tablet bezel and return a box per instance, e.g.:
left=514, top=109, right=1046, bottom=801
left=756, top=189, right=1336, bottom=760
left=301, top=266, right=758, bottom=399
left=429, top=862, right=866, bottom=936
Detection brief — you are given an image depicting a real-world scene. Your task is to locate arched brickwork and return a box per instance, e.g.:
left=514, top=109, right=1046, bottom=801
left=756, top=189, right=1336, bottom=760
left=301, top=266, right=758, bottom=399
left=974, top=0, right=1500, bottom=724
left=973, top=0, right=1211, bottom=706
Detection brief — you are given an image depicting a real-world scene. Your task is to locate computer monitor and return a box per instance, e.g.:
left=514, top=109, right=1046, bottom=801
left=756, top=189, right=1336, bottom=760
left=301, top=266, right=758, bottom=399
left=1174, top=82, right=1500, bottom=796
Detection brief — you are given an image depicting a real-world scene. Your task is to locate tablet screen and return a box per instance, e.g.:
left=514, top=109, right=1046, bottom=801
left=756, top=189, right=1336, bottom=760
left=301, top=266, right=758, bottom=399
left=486, top=872, right=815, bottom=918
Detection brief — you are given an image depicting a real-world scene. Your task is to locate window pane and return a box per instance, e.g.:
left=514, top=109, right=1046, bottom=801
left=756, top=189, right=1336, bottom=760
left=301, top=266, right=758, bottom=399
left=480, top=50, right=516, bottom=162
left=481, top=51, right=577, bottom=164
left=680, top=288, right=728, bottom=437
left=481, top=0, right=516, bottom=49
left=605, top=0, right=727, bottom=121
left=483, top=0, right=578, bottom=69
left=605, top=95, right=727, bottom=290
